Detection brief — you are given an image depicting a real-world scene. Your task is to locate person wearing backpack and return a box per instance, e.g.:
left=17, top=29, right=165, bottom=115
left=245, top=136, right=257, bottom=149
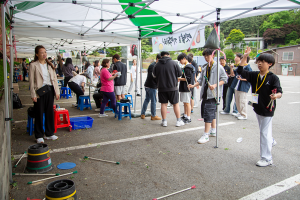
left=29, top=45, right=60, bottom=144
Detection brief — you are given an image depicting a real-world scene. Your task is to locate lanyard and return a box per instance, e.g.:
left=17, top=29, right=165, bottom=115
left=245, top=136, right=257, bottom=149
left=206, top=62, right=214, bottom=78
left=255, top=72, right=268, bottom=93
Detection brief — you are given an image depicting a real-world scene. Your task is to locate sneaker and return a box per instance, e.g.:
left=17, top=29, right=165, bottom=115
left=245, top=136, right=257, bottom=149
left=209, top=130, right=216, bottom=137
left=151, top=116, right=161, bottom=120
left=161, top=121, right=167, bottom=127
left=95, top=108, right=100, bottom=112
left=176, top=120, right=185, bottom=127
left=256, top=159, right=273, bottom=167
left=141, top=114, right=145, bottom=119
left=237, top=115, right=247, bottom=120
left=193, top=105, right=198, bottom=108
left=197, top=134, right=209, bottom=144
left=220, top=111, right=230, bottom=115
left=231, top=112, right=238, bottom=116
left=72, top=104, right=78, bottom=107
left=272, top=139, right=277, bottom=147
left=136, top=94, right=141, bottom=96
left=235, top=113, right=242, bottom=118
left=36, top=138, right=44, bottom=143
left=44, top=135, right=58, bottom=140
left=191, top=110, right=194, bottom=113
left=183, top=118, right=191, bottom=124
left=98, top=114, right=108, bottom=117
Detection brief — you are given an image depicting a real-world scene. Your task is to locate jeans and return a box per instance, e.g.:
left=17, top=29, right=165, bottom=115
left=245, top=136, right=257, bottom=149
left=141, top=88, right=157, bottom=117
left=224, top=87, right=238, bottom=113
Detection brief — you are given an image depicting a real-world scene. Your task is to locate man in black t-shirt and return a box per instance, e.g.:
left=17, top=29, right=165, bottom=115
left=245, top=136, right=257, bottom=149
left=220, top=56, right=231, bottom=110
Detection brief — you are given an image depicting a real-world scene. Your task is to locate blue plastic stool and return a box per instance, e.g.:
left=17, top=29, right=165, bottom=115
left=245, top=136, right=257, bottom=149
left=115, top=102, right=131, bottom=120
left=27, top=113, right=45, bottom=136
left=78, top=95, right=92, bottom=111
left=125, top=94, right=133, bottom=108
left=104, top=99, right=115, bottom=113
left=60, top=87, right=72, bottom=99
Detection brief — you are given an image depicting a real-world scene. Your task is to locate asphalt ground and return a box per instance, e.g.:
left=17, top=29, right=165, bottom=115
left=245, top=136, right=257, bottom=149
left=10, top=61, right=300, bottom=200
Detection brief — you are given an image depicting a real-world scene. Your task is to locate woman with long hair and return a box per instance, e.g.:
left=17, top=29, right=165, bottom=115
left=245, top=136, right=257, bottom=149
left=93, top=60, right=101, bottom=79
left=58, top=56, right=76, bottom=87
left=99, top=59, right=118, bottom=117
left=128, top=59, right=141, bottom=96
left=29, top=45, right=60, bottom=143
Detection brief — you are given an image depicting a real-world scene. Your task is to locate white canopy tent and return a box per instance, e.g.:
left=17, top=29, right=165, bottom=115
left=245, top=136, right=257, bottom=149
left=2, top=0, right=299, bottom=183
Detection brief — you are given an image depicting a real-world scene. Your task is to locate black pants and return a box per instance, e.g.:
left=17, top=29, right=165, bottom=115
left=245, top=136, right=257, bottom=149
left=223, top=84, right=228, bottom=110
left=34, top=86, right=55, bottom=139
left=68, top=82, right=84, bottom=104
left=64, top=76, right=72, bottom=87
left=23, top=71, right=27, bottom=81
left=93, top=92, right=103, bottom=108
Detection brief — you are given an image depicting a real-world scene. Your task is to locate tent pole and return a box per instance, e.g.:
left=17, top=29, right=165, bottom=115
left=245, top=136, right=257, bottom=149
left=139, top=37, right=143, bottom=113
left=215, top=8, right=221, bottom=149
left=10, top=27, right=14, bottom=120
left=2, top=3, right=13, bottom=184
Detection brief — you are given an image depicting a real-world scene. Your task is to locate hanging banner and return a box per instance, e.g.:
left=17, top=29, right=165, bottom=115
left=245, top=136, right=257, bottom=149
left=152, top=27, right=205, bottom=52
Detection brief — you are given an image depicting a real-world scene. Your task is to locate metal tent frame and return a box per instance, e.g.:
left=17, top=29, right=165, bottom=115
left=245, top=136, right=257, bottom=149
left=2, top=0, right=300, bottom=184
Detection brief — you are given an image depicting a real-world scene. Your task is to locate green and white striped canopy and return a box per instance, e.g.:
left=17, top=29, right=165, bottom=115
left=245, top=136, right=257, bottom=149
left=6, top=0, right=300, bottom=55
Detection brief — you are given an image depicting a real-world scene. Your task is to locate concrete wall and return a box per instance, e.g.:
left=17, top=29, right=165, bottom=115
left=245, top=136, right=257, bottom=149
left=0, top=89, right=11, bottom=200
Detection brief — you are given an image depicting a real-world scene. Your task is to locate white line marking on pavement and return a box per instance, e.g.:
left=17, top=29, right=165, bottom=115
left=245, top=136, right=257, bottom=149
left=239, top=173, right=300, bottom=200
left=13, top=121, right=235, bottom=159
left=288, top=102, right=300, bottom=104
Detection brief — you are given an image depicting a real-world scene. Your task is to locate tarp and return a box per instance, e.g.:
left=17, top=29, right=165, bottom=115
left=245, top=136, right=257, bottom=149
left=7, top=0, right=300, bottom=55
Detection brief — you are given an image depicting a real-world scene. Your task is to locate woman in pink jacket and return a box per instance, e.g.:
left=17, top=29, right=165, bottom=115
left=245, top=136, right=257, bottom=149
left=99, top=59, right=118, bottom=117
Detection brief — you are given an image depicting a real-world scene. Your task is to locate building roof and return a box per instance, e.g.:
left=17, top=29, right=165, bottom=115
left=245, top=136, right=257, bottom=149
left=261, top=44, right=300, bottom=54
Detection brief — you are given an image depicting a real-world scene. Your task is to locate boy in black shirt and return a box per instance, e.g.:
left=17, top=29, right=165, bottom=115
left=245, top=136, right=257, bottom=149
left=220, top=56, right=230, bottom=110
left=237, top=47, right=282, bottom=167
left=177, top=53, right=194, bottom=124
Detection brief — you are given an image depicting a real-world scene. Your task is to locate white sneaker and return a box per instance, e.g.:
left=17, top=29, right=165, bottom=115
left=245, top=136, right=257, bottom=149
left=235, top=113, right=242, bottom=118
left=256, top=159, right=273, bottom=167
left=198, top=134, right=209, bottom=144
left=44, top=135, right=58, bottom=140
left=161, top=121, right=167, bottom=127
left=95, top=108, right=100, bottom=112
left=220, top=111, right=230, bottom=115
left=272, top=139, right=277, bottom=147
left=237, top=115, right=247, bottom=120
left=209, top=131, right=216, bottom=137
left=36, top=138, right=44, bottom=143
left=176, top=120, right=185, bottom=127
left=72, top=104, right=78, bottom=107
left=231, top=112, right=238, bottom=116
left=98, top=114, right=108, bottom=117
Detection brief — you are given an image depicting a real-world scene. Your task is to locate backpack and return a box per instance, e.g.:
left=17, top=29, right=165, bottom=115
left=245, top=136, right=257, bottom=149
left=120, top=98, right=131, bottom=103
left=131, top=45, right=138, bottom=56
left=13, top=93, right=23, bottom=109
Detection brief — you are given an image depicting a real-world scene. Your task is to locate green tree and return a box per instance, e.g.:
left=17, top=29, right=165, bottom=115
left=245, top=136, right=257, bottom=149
left=223, top=49, right=235, bottom=64
left=260, top=10, right=295, bottom=33
left=90, top=50, right=100, bottom=57
left=225, top=29, right=245, bottom=48
left=220, top=32, right=225, bottom=50
left=141, top=38, right=152, bottom=61
left=285, top=31, right=299, bottom=44
left=106, top=47, right=122, bottom=57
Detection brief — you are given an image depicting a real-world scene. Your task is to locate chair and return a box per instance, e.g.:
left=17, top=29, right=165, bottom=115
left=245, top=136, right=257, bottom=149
left=115, top=102, right=131, bottom=120
left=54, top=109, right=72, bottom=133
left=125, top=94, right=133, bottom=108
left=78, top=95, right=92, bottom=111
left=27, top=114, right=45, bottom=136
left=104, top=99, right=115, bottom=113
left=60, top=87, right=72, bottom=99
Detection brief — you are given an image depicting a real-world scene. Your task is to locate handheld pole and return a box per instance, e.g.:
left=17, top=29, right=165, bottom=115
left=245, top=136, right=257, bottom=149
left=153, top=185, right=196, bottom=200
left=27, top=171, right=77, bottom=184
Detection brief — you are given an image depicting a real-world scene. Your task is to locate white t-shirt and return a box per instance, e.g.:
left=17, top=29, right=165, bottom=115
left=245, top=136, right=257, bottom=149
left=69, top=75, right=86, bottom=86
left=39, top=63, right=52, bottom=86
left=130, top=65, right=139, bottom=79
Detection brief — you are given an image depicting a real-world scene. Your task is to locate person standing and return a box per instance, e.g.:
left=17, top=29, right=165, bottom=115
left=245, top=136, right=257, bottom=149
left=93, top=60, right=101, bottom=79
left=22, top=58, right=28, bottom=81
left=99, top=59, right=118, bottom=117
left=58, top=56, right=75, bottom=87
left=128, top=59, right=141, bottom=96
left=219, top=56, right=231, bottom=110
left=152, top=51, right=184, bottom=127
left=189, top=48, right=227, bottom=144
left=237, top=47, right=282, bottom=167
left=68, top=71, right=86, bottom=107
left=141, top=54, right=161, bottom=120
left=29, top=45, right=60, bottom=144
left=188, top=53, right=198, bottom=111
left=113, top=54, right=127, bottom=101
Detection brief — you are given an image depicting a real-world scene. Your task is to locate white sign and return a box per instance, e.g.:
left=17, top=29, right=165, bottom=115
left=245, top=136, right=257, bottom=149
left=152, top=27, right=205, bottom=52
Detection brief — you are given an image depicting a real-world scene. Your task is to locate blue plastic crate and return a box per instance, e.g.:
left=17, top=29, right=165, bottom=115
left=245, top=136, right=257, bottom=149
left=69, top=116, right=94, bottom=130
